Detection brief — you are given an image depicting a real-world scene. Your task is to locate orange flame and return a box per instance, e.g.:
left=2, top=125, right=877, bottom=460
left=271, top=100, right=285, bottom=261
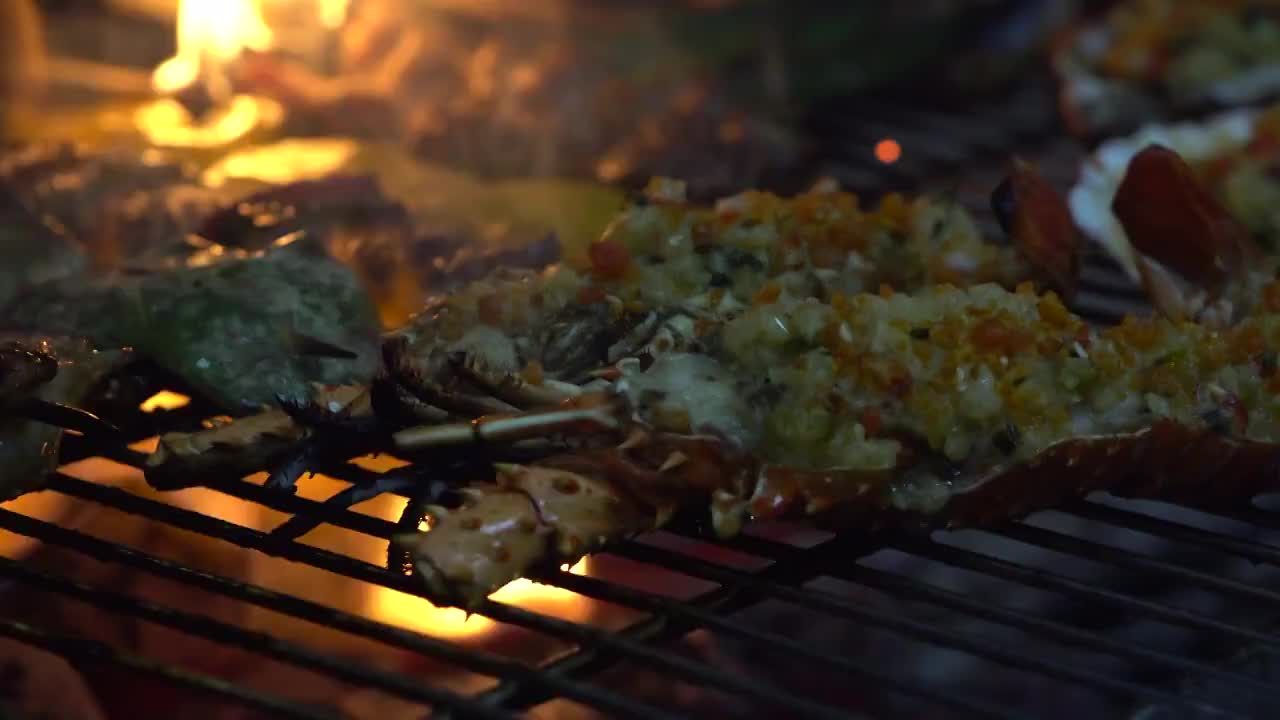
left=140, top=391, right=192, bottom=413
left=1, top=436, right=595, bottom=648
left=369, top=558, right=591, bottom=640
left=152, top=0, right=273, bottom=98
left=137, top=0, right=290, bottom=148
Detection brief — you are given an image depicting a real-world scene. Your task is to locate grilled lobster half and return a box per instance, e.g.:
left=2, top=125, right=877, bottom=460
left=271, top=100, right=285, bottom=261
left=143, top=159, right=1280, bottom=611
left=392, top=147, right=1280, bottom=609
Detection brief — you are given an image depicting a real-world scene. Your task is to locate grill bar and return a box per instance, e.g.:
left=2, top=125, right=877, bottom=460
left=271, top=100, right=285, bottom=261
left=62, top=438, right=411, bottom=540
left=467, top=542, right=833, bottom=714
left=0, top=507, right=672, bottom=720
left=894, top=535, right=1280, bottom=649
left=832, top=561, right=1280, bottom=705
left=606, top=538, right=1204, bottom=712
left=1067, top=501, right=1280, bottom=567
left=539, top=565, right=1017, bottom=719
left=62, top=443, right=1009, bottom=716
left=0, top=554, right=518, bottom=720
left=43, top=431, right=1280, bottom=718
left=475, top=599, right=857, bottom=720
left=43, top=473, right=856, bottom=720
left=994, top=524, right=1280, bottom=607
left=0, top=618, right=341, bottom=720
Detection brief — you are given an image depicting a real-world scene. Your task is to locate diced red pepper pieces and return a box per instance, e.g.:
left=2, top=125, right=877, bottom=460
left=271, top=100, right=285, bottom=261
left=588, top=238, right=632, bottom=280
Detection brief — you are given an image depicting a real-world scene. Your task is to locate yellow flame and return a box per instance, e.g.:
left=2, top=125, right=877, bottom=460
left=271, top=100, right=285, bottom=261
left=152, top=0, right=274, bottom=97
left=369, top=559, right=591, bottom=640
left=199, top=138, right=357, bottom=187
left=134, top=94, right=283, bottom=149
left=140, top=391, right=192, bottom=413
left=318, top=0, right=353, bottom=29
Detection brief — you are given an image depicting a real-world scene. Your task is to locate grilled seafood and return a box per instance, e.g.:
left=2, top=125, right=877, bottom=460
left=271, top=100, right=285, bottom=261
left=1110, top=144, right=1271, bottom=328
left=391, top=147, right=1280, bottom=609
left=1055, top=0, right=1280, bottom=137
left=141, top=170, right=1076, bottom=491
left=1071, top=104, right=1280, bottom=279
left=144, top=384, right=371, bottom=491
left=383, top=172, right=1078, bottom=397
left=4, top=234, right=382, bottom=413
left=0, top=142, right=586, bottom=411
left=0, top=336, right=129, bottom=502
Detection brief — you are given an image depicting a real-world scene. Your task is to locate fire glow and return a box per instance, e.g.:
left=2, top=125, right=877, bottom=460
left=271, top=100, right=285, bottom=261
left=4, top=381, right=597, bottom=653
left=349, top=455, right=595, bottom=640
left=140, top=390, right=192, bottom=413
left=151, top=0, right=273, bottom=98
left=136, top=0, right=314, bottom=148
left=2, top=446, right=595, bottom=646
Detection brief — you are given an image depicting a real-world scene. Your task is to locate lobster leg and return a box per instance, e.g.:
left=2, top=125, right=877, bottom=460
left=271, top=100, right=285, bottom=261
left=396, top=415, right=1280, bottom=610
left=391, top=396, right=623, bottom=451
left=447, top=352, right=583, bottom=409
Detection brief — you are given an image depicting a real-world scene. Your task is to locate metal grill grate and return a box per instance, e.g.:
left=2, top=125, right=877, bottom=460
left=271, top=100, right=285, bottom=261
left=6, top=72, right=1280, bottom=720
left=6, top=388, right=1280, bottom=720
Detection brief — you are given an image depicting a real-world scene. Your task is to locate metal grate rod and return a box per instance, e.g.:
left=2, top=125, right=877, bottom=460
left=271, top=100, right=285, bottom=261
left=606, top=538, right=1205, bottom=712
left=1068, top=500, right=1280, bottom=567
left=470, top=526, right=861, bottom=715
left=994, top=523, right=1280, bottom=608
left=0, top=617, right=342, bottom=720
left=44, top=473, right=856, bottom=720
left=537, top=562, right=1019, bottom=720
left=0, top=554, right=517, bottom=720
left=893, top=534, right=1280, bottom=651
left=832, top=560, right=1280, bottom=705
left=0, top=507, right=674, bottom=720
left=474, top=600, right=857, bottom=720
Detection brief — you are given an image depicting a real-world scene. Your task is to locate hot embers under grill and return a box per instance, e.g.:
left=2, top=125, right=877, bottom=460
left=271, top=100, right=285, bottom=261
left=5, top=72, right=1280, bottom=720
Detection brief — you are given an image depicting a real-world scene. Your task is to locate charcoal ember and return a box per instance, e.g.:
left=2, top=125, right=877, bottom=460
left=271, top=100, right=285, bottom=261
left=0, top=637, right=106, bottom=720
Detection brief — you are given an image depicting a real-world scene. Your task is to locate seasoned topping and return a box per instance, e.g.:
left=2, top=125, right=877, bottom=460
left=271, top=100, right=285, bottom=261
left=588, top=238, right=633, bottom=280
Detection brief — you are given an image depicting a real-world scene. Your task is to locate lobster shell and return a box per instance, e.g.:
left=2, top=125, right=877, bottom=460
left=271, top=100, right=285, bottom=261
left=764, top=421, right=1280, bottom=533
left=397, top=417, right=1280, bottom=609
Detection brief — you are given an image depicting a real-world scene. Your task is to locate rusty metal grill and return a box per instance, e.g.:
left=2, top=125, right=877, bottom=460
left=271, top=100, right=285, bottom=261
left=6, top=72, right=1280, bottom=720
